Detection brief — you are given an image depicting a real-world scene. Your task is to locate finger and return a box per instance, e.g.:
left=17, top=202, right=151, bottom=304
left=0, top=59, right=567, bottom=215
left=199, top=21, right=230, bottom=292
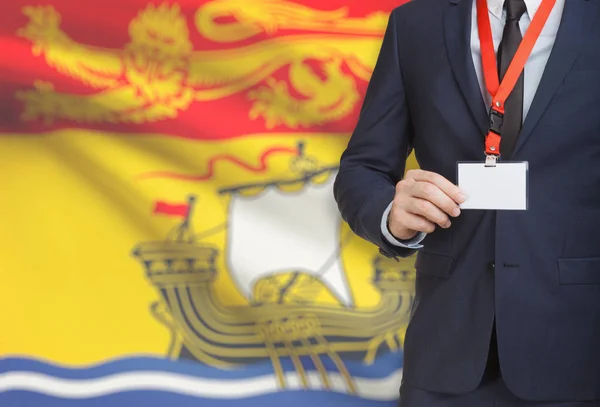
left=396, top=211, right=436, bottom=234
left=411, top=181, right=461, bottom=218
left=405, top=197, right=451, bottom=228
left=405, top=169, right=465, bottom=204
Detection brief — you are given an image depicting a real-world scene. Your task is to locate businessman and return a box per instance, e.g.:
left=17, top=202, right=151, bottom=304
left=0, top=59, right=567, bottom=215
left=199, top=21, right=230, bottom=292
left=334, top=0, right=600, bottom=405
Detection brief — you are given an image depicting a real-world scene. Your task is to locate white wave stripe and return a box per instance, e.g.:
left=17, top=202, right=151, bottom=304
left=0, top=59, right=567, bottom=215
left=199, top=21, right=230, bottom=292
left=0, top=369, right=402, bottom=401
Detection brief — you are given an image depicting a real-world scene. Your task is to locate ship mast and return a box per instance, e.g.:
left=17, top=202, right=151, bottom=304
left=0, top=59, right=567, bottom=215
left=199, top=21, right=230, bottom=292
left=175, top=195, right=196, bottom=243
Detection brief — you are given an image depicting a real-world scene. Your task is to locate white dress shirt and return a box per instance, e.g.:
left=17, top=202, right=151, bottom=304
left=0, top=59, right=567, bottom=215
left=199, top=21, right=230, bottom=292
left=381, top=0, right=565, bottom=248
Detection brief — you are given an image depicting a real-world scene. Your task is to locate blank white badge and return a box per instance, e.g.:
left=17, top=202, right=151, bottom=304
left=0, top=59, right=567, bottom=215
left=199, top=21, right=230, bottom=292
left=457, top=162, right=528, bottom=210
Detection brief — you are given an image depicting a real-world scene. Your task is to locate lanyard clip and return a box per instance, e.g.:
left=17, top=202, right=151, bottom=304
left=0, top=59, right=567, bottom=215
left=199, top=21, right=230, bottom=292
left=485, top=107, right=503, bottom=158
left=489, top=108, right=504, bottom=135
left=485, top=154, right=497, bottom=167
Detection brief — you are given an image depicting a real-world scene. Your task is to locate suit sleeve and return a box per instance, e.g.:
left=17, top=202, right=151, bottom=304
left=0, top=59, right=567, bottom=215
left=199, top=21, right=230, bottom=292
left=333, top=8, right=415, bottom=260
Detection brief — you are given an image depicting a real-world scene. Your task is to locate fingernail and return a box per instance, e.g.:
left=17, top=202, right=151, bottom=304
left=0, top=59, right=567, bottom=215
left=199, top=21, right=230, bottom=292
left=453, top=207, right=461, bottom=217
left=456, top=194, right=466, bottom=203
left=444, top=221, right=451, bottom=228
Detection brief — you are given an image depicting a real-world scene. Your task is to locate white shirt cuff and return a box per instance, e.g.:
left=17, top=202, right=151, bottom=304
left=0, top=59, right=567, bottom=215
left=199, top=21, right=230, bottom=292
left=381, top=201, right=426, bottom=248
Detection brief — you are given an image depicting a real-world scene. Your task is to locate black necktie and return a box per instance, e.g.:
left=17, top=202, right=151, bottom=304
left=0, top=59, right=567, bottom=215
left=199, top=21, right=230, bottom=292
left=497, top=0, right=527, bottom=158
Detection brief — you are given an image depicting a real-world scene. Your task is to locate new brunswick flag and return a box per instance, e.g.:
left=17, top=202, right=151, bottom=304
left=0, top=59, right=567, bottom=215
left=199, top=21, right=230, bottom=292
left=0, top=0, right=419, bottom=405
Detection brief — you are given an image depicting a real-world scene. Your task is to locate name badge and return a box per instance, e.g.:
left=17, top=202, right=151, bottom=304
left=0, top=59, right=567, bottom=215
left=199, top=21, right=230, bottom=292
left=457, top=161, right=528, bottom=210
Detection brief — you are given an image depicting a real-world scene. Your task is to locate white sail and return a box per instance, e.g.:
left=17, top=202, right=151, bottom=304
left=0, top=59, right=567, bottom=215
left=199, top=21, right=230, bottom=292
left=226, top=171, right=353, bottom=306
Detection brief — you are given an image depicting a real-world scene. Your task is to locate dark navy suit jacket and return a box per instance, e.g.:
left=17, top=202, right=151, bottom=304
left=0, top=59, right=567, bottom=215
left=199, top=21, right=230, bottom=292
left=334, top=0, right=600, bottom=401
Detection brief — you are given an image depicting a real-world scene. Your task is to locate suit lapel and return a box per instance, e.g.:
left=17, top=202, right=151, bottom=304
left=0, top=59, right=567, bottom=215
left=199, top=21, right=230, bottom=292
left=444, top=0, right=488, bottom=135
left=513, top=0, right=600, bottom=155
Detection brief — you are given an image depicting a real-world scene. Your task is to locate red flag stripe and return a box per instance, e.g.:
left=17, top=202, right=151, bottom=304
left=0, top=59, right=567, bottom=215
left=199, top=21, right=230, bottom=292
left=153, top=202, right=190, bottom=217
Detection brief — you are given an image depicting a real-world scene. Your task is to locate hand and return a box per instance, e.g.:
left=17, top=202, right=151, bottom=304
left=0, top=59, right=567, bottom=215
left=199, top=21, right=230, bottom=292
left=388, top=169, right=466, bottom=240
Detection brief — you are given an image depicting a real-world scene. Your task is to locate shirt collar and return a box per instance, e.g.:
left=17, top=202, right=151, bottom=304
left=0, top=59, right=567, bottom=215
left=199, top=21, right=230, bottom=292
left=487, top=0, right=543, bottom=19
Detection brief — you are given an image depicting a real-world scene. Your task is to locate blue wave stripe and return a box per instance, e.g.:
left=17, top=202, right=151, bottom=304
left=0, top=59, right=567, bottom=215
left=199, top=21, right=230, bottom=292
left=0, top=353, right=403, bottom=380
left=0, top=391, right=399, bottom=407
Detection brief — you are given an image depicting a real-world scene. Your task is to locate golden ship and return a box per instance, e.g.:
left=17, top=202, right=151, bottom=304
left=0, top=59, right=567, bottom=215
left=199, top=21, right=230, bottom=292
left=132, top=145, right=416, bottom=393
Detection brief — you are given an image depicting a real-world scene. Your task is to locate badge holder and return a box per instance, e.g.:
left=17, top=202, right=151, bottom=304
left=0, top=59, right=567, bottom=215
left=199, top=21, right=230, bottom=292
left=457, top=160, right=528, bottom=211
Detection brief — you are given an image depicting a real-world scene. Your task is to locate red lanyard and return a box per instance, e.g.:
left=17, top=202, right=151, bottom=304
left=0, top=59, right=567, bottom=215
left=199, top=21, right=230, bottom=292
left=477, top=0, right=556, bottom=157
